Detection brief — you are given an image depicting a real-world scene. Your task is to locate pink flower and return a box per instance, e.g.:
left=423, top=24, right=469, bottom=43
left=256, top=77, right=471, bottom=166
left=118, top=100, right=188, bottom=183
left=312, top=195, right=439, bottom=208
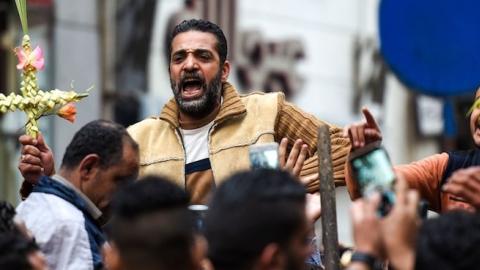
left=15, top=46, right=45, bottom=70
left=57, top=103, right=77, bottom=123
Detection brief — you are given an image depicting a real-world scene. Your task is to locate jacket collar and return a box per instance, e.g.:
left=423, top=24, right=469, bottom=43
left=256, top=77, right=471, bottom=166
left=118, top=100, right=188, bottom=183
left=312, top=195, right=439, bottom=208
left=33, top=176, right=101, bottom=223
left=159, top=82, right=247, bottom=128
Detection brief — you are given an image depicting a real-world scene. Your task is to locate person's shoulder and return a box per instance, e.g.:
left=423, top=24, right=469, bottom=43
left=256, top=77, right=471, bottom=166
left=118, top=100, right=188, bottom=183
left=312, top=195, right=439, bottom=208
left=239, top=91, right=285, bottom=108
left=446, top=148, right=478, bottom=157
left=239, top=90, right=284, bottom=100
left=127, top=117, right=169, bottom=135
left=128, top=116, right=163, bottom=130
left=17, top=193, right=85, bottom=225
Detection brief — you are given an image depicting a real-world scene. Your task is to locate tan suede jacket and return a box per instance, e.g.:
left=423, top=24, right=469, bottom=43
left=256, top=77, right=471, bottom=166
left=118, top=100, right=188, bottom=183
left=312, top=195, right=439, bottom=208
left=127, top=82, right=350, bottom=191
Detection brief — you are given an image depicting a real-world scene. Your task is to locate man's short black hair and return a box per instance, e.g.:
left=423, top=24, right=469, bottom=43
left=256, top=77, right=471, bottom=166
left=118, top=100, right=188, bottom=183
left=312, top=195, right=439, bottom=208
left=416, top=211, right=480, bottom=270
left=110, top=175, right=190, bottom=219
left=169, top=19, right=228, bottom=64
left=205, top=169, right=307, bottom=270
left=61, top=120, right=138, bottom=170
left=108, top=175, right=194, bottom=270
left=0, top=232, right=39, bottom=270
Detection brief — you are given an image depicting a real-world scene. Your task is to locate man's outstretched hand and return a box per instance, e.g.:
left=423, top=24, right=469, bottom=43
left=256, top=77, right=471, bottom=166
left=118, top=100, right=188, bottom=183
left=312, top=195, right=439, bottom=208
left=279, top=137, right=308, bottom=177
left=279, top=137, right=319, bottom=186
left=18, top=133, right=55, bottom=184
left=343, top=107, right=382, bottom=150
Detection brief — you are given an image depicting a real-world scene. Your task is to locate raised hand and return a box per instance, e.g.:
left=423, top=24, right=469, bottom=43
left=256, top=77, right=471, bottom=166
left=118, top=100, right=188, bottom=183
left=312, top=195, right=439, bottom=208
left=279, top=137, right=309, bottom=178
left=343, top=107, right=382, bottom=149
left=381, top=175, right=419, bottom=270
left=350, top=193, right=383, bottom=259
left=348, top=175, right=419, bottom=270
left=18, top=133, right=55, bottom=184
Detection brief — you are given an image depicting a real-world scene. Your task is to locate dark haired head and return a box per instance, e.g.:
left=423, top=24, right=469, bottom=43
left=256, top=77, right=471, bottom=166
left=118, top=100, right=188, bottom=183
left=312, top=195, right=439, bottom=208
left=110, top=175, right=190, bottom=220
left=61, top=120, right=138, bottom=170
left=169, top=19, right=228, bottom=64
left=415, top=211, right=480, bottom=270
left=205, top=169, right=307, bottom=270
left=0, top=232, right=40, bottom=270
left=108, top=176, right=195, bottom=270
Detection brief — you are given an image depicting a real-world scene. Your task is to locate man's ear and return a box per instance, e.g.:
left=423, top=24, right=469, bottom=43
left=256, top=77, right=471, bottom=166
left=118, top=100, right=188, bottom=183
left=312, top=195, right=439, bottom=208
left=78, top=154, right=101, bottom=180
left=221, top=60, right=231, bottom=82
left=257, top=243, right=284, bottom=270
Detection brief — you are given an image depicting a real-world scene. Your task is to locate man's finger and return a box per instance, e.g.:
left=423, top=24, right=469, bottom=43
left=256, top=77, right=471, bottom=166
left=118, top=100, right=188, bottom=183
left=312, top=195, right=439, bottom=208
left=395, top=174, right=409, bottom=204
left=350, top=200, right=367, bottom=223
left=21, top=154, right=42, bottom=166
left=464, top=167, right=480, bottom=183
left=367, top=192, right=382, bottom=211
left=443, top=182, right=475, bottom=201
left=406, top=190, right=420, bottom=215
left=278, top=138, right=288, bottom=168
left=37, top=133, right=48, bottom=151
left=285, top=139, right=303, bottom=170
left=36, top=133, right=50, bottom=152
left=364, top=195, right=379, bottom=218
left=350, top=126, right=360, bottom=148
left=357, top=125, right=365, bottom=147
left=364, top=129, right=383, bottom=141
left=18, top=135, right=36, bottom=146
left=463, top=175, right=480, bottom=194
left=21, top=145, right=41, bottom=157
left=362, top=107, right=380, bottom=130
left=18, top=163, right=43, bottom=175
left=292, top=144, right=308, bottom=176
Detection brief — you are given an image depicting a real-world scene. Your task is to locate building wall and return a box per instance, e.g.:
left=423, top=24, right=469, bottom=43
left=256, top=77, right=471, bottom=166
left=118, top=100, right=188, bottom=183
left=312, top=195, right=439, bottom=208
left=52, top=0, right=101, bottom=166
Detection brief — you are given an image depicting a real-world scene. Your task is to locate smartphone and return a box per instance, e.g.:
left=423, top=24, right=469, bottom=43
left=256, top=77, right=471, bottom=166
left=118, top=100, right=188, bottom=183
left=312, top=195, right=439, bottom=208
left=349, top=142, right=396, bottom=216
left=249, top=142, right=280, bottom=170
left=189, top=204, right=208, bottom=233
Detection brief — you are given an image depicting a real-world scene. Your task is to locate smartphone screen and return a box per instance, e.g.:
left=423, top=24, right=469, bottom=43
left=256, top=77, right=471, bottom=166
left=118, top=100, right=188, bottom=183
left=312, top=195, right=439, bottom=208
left=350, top=144, right=396, bottom=216
left=350, top=144, right=429, bottom=218
left=350, top=147, right=396, bottom=195
left=249, top=143, right=280, bottom=169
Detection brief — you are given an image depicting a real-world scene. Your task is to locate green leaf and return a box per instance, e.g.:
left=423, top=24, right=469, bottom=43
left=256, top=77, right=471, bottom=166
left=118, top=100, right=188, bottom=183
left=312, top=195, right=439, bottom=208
left=14, top=0, right=28, bottom=34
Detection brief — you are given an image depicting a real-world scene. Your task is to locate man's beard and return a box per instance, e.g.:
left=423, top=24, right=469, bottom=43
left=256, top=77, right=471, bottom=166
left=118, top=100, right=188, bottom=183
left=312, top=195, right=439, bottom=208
left=170, top=70, right=223, bottom=118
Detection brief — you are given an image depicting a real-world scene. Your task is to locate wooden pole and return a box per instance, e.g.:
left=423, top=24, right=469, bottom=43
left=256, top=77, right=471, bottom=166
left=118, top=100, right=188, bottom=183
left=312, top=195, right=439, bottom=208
left=318, top=125, right=340, bottom=270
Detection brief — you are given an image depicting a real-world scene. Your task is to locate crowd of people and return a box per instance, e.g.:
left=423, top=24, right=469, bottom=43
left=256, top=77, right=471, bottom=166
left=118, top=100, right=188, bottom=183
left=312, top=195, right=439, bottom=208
left=1, top=18, right=480, bottom=270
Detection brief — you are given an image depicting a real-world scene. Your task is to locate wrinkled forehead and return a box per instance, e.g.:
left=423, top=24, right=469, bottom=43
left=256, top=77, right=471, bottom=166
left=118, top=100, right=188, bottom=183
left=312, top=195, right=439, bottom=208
left=171, top=31, right=218, bottom=53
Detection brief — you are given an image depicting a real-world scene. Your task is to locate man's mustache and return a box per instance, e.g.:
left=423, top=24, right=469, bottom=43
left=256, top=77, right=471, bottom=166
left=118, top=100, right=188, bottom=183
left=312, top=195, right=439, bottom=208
left=179, top=72, right=205, bottom=88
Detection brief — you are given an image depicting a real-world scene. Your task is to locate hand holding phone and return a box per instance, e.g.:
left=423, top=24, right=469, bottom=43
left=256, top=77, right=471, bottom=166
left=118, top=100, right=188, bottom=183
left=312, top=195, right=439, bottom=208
left=350, top=143, right=428, bottom=218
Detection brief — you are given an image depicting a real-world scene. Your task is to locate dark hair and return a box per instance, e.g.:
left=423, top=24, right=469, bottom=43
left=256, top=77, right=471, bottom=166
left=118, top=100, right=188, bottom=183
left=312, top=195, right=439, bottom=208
left=0, top=201, right=16, bottom=233
left=205, top=169, right=307, bottom=270
left=415, top=211, right=480, bottom=270
left=169, top=19, right=228, bottom=64
left=110, top=175, right=190, bottom=219
left=109, top=176, right=194, bottom=270
left=0, top=232, right=39, bottom=270
left=61, top=120, right=138, bottom=170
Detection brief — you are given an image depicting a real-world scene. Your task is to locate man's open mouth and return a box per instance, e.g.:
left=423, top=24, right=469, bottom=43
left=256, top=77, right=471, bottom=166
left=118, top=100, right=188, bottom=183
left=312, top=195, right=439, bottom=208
left=181, top=78, right=204, bottom=100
